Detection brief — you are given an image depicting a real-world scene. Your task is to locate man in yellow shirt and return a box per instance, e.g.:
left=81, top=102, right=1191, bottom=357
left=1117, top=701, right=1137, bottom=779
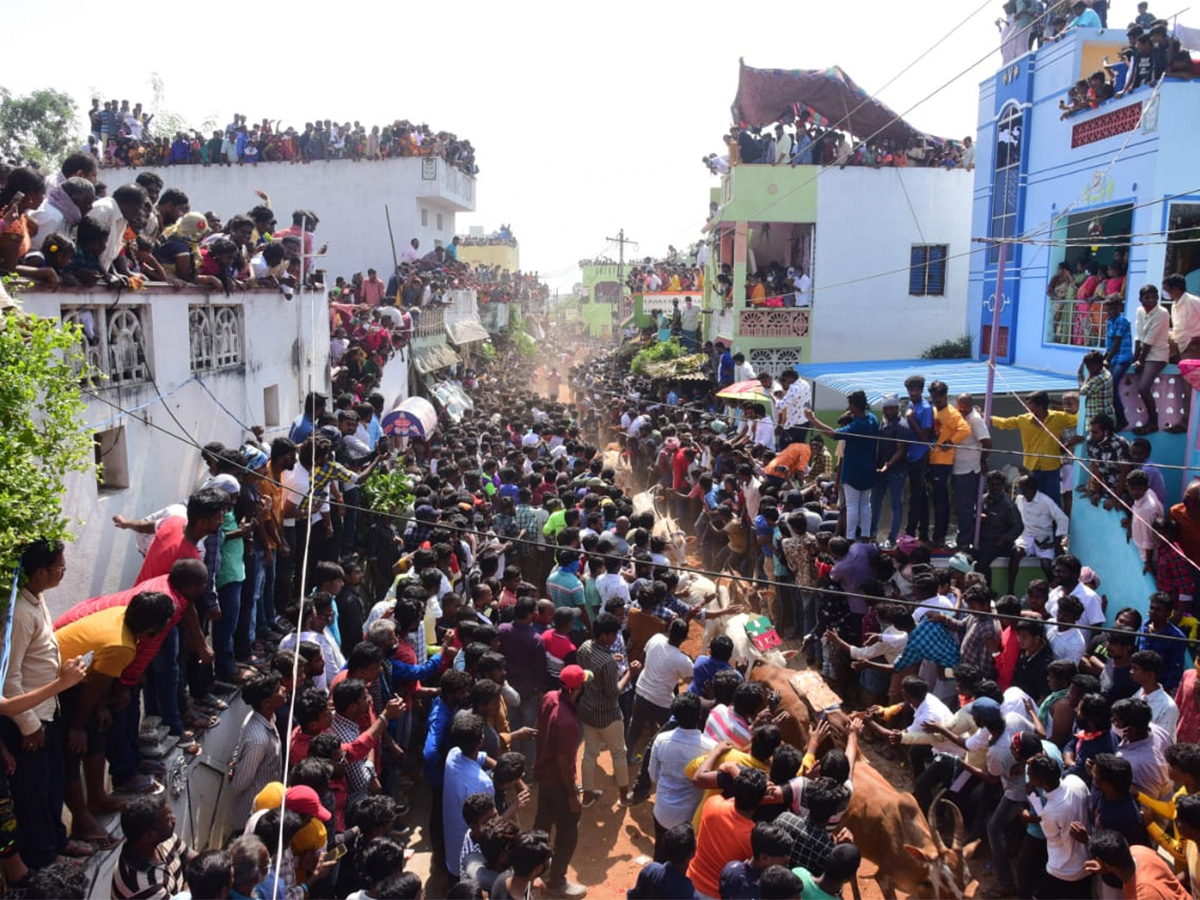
left=927, top=380, right=971, bottom=548
left=54, top=591, right=174, bottom=834
left=990, top=390, right=1078, bottom=505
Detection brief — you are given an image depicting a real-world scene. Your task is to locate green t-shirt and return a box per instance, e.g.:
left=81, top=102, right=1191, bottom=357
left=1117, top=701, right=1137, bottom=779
left=796, top=868, right=838, bottom=900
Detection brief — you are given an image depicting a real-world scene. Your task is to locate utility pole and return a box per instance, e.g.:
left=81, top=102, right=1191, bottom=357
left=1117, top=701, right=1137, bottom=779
left=606, top=228, right=636, bottom=342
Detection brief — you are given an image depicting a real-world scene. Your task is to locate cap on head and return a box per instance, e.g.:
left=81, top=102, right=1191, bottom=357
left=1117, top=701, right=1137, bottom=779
left=560, top=664, right=593, bottom=690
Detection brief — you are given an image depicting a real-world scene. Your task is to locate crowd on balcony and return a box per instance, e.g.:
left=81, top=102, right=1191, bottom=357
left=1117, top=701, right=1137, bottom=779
left=1057, top=14, right=1198, bottom=118
left=455, top=225, right=516, bottom=246
left=713, top=119, right=974, bottom=173
left=84, top=101, right=479, bottom=174
left=626, top=259, right=706, bottom=295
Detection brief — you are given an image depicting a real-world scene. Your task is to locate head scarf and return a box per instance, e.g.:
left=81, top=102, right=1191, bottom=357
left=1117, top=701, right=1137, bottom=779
left=46, top=183, right=85, bottom=229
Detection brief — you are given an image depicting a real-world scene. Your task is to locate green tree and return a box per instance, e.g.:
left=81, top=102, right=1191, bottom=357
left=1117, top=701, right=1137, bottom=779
left=0, top=88, right=78, bottom=169
left=0, top=299, right=98, bottom=572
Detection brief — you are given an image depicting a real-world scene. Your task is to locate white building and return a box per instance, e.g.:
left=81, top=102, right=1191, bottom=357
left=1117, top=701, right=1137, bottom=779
left=704, top=164, right=973, bottom=373
left=21, top=284, right=335, bottom=615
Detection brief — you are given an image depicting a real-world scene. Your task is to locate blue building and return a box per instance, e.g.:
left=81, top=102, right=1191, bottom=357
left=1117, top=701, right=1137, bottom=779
left=968, top=25, right=1200, bottom=617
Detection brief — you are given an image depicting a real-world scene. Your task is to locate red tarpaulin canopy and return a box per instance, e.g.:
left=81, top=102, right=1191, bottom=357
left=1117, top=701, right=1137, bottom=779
left=731, top=59, right=938, bottom=146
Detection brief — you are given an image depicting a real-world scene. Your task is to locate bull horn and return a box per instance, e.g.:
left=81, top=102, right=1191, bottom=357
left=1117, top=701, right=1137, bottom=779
left=927, top=790, right=948, bottom=855
left=939, top=795, right=966, bottom=853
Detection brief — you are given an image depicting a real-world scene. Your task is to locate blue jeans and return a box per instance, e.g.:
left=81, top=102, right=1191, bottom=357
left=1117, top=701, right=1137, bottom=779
left=237, top=549, right=264, bottom=660
left=258, top=556, right=277, bottom=634
left=1033, top=468, right=1061, bottom=506
left=145, top=625, right=183, bottom=734
left=905, top=455, right=930, bottom=540
left=952, top=471, right=980, bottom=545
left=871, top=468, right=907, bottom=541
left=929, top=463, right=953, bottom=544
left=1110, top=359, right=1131, bottom=425
left=105, top=696, right=141, bottom=786
left=214, top=581, right=243, bottom=680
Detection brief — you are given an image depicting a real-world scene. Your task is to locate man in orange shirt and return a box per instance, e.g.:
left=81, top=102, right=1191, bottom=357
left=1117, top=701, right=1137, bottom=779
left=1085, top=829, right=1189, bottom=899
left=763, top=442, right=812, bottom=489
left=926, top=380, right=971, bottom=549
left=1170, top=480, right=1200, bottom=576
left=686, top=760, right=768, bottom=898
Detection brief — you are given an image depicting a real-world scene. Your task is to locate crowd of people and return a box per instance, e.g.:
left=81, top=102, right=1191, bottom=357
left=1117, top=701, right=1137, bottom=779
left=6, top=269, right=1200, bottom=900
left=709, top=120, right=975, bottom=174
left=84, top=102, right=479, bottom=174
left=1056, top=11, right=1196, bottom=117
left=0, top=157, right=548, bottom=333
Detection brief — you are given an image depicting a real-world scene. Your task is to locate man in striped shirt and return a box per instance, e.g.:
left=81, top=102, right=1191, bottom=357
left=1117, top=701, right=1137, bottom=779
left=704, top=681, right=766, bottom=749
left=112, top=794, right=193, bottom=899
left=229, top=672, right=286, bottom=828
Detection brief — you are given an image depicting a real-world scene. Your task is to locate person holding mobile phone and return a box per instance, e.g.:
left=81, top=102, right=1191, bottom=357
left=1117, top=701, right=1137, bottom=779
left=0, top=167, right=47, bottom=274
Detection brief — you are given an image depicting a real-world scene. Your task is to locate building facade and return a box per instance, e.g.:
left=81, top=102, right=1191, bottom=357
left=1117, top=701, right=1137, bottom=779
left=700, top=162, right=972, bottom=375
left=967, top=27, right=1200, bottom=372
left=21, top=285, right=332, bottom=614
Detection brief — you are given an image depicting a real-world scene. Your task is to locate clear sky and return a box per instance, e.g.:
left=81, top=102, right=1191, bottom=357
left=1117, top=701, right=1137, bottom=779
left=4, top=0, right=1034, bottom=291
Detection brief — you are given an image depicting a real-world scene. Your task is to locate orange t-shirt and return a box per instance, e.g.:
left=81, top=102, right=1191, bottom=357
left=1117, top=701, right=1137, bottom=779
left=766, top=443, right=813, bottom=479
left=687, top=795, right=755, bottom=898
left=1124, top=845, right=1189, bottom=900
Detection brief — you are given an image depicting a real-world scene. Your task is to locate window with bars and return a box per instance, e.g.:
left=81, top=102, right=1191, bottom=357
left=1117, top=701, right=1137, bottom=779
left=989, top=104, right=1023, bottom=263
left=909, top=245, right=948, bottom=296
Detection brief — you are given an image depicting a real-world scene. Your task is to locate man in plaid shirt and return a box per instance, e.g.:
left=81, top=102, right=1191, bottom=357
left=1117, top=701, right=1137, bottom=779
left=923, top=584, right=1001, bottom=678
left=1078, top=350, right=1115, bottom=421
left=806, top=434, right=833, bottom=484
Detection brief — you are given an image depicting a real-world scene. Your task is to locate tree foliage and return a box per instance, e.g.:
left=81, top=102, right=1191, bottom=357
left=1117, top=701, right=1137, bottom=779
left=0, top=88, right=78, bottom=169
left=0, top=301, right=99, bottom=572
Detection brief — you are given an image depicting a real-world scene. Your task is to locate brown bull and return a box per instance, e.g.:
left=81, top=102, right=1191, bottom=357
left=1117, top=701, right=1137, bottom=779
left=748, top=662, right=970, bottom=899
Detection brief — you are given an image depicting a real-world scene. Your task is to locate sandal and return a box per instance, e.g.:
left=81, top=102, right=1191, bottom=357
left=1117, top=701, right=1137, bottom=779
left=183, top=712, right=219, bottom=730
left=201, top=696, right=230, bottom=710
left=177, top=738, right=202, bottom=756
left=113, top=775, right=159, bottom=795
left=80, top=832, right=121, bottom=852
left=60, top=839, right=97, bottom=857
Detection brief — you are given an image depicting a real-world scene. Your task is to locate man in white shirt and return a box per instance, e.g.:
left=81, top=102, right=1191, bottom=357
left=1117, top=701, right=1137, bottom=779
left=1131, top=649, right=1180, bottom=738
left=647, top=692, right=714, bottom=832
left=1047, top=594, right=1087, bottom=663
left=645, top=271, right=662, bottom=292
left=952, top=393, right=992, bottom=541
left=732, top=352, right=755, bottom=383
left=89, top=184, right=152, bottom=272
left=776, top=371, right=812, bottom=445
left=1134, top=285, right=1171, bottom=433
left=628, top=622, right=696, bottom=771
left=792, top=265, right=812, bottom=307
left=680, top=297, right=701, bottom=351
left=1028, top=756, right=1092, bottom=899
left=1165, top=273, right=1200, bottom=361
left=401, top=237, right=421, bottom=263
left=870, top=677, right=964, bottom=770
left=1046, top=554, right=1106, bottom=628
left=1014, top=475, right=1070, bottom=580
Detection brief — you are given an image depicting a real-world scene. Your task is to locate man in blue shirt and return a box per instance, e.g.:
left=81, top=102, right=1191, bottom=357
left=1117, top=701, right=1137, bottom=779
left=288, top=391, right=326, bottom=445
left=442, top=713, right=495, bottom=878
left=690, top=634, right=739, bottom=695
left=628, top=823, right=697, bottom=899
left=903, top=374, right=934, bottom=543
left=421, top=669, right=473, bottom=871
left=716, top=341, right=734, bottom=386
left=1070, top=0, right=1102, bottom=28
left=1104, top=296, right=1134, bottom=429
left=807, top=389, right=880, bottom=541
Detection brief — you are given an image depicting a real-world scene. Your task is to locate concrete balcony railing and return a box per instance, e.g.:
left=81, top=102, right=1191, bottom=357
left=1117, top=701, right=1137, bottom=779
left=738, top=306, right=811, bottom=339
left=415, top=157, right=476, bottom=211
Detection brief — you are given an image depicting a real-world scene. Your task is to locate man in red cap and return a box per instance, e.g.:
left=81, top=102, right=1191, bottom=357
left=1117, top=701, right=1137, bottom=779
left=533, top=664, right=591, bottom=898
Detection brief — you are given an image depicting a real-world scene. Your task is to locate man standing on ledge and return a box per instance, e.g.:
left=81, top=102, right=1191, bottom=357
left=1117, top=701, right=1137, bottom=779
left=989, top=391, right=1078, bottom=506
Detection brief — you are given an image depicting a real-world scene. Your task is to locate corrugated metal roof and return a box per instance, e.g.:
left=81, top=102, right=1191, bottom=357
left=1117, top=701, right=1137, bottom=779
left=413, top=343, right=461, bottom=374
left=791, top=359, right=1079, bottom=407
left=446, top=319, right=490, bottom=345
